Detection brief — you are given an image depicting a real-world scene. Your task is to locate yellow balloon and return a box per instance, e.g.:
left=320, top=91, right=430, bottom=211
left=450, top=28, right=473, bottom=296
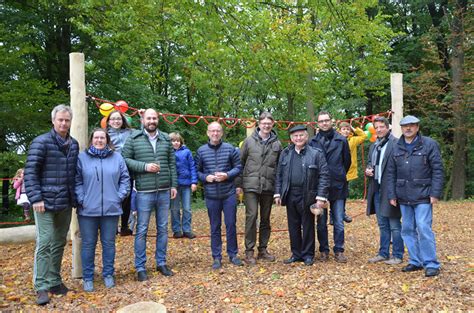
left=99, top=103, right=114, bottom=117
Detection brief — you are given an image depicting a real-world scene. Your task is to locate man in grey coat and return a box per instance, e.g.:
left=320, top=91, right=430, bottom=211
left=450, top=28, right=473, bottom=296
left=236, top=112, right=282, bottom=265
left=365, top=116, right=404, bottom=265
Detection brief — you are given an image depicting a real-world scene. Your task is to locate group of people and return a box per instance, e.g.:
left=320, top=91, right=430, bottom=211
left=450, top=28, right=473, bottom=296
left=24, top=104, right=444, bottom=306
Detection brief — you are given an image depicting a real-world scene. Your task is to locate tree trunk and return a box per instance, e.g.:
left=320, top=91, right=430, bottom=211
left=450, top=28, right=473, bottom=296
left=450, top=1, right=467, bottom=199
left=2, top=179, right=10, bottom=212
left=287, top=92, right=295, bottom=121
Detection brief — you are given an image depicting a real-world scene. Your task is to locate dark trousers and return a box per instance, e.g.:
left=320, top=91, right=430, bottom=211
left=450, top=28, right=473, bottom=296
left=120, top=194, right=131, bottom=231
left=244, top=192, right=274, bottom=252
left=286, top=189, right=315, bottom=260
left=206, top=195, right=238, bottom=260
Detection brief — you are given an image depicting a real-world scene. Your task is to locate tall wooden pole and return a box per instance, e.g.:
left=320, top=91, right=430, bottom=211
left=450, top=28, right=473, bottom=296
left=391, top=73, right=403, bottom=137
left=69, top=53, right=88, bottom=278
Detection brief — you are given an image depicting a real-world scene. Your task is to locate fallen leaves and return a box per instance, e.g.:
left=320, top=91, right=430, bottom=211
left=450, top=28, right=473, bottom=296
left=0, top=201, right=473, bottom=311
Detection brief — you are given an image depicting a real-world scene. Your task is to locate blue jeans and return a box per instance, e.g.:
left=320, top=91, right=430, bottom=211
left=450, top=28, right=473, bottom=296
left=170, top=186, right=192, bottom=233
left=317, top=199, right=345, bottom=253
left=78, top=215, right=119, bottom=280
left=205, top=195, right=238, bottom=260
left=374, top=191, right=404, bottom=259
left=135, top=191, right=170, bottom=271
left=400, top=203, right=440, bottom=269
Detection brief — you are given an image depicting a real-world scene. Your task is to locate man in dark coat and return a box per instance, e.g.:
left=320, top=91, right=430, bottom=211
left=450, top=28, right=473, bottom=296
left=387, top=115, right=444, bottom=277
left=25, top=104, right=79, bottom=305
left=309, top=111, right=351, bottom=263
left=236, top=112, right=282, bottom=265
left=195, top=122, right=243, bottom=270
left=274, top=125, right=330, bottom=266
left=365, top=116, right=404, bottom=265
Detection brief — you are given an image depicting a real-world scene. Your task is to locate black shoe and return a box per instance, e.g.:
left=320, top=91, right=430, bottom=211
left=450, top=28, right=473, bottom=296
left=425, top=268, right=440, bottom=277
left=343, top=214, right=352, bottom=223
left=36, top=290, right=50, bottom=305
left=173, top=232, right=183, bottom=239
left=183, top=232, right=196, bottom=239
left=402, top=264, right=423, bottom=272
left=120, top=228, right=133, bottom=236
left=283, top=256, right=303, bottom=264
left=304, top=258, right=314, bottom=266
left=49, top=283, right=69, bottom=295
left=157, top=265, right=174, bottom=277
left=137, top=270, right=148, bottom=281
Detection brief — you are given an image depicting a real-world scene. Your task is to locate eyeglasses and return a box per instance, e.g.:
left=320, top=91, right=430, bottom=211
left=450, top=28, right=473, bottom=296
left=317, top=119, right=331, bottom=123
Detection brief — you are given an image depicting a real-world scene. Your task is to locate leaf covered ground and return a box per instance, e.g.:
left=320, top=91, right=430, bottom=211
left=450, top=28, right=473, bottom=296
left=0, top=201, right=472, bottom=311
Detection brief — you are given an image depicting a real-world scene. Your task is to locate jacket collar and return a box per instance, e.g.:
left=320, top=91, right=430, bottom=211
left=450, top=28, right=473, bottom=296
left=207, top=140, right=223, bottom=149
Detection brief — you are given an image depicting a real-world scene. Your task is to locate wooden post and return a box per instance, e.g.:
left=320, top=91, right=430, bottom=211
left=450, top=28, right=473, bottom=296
left=391, top=73, right=403, bottom=137
left=69, top=53, right=88, bottom=278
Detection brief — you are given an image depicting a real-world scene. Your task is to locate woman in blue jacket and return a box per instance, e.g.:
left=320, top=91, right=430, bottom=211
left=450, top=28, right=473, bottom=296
left=75, top=128, right=130, bottom=292
left=169, top=132, right=198, bottom=239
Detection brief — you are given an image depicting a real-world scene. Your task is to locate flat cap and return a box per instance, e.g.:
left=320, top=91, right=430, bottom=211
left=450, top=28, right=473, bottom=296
left=400, top=115, right=420, bottom=126
left=288, top=125, right=307, bottom=134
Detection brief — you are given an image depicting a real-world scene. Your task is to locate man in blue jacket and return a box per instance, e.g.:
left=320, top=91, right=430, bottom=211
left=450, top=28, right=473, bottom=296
left=387, top=115, right=444, bottom=277
left=195, top=122, right=243, bottom=270
left=309, top=111, right=351, bottom=263
left=25, top=105, right=79, bottom=305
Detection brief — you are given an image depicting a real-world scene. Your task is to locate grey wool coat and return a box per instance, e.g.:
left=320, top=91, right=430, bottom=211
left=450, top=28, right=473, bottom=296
left=366, top=134, right=401, bottom=218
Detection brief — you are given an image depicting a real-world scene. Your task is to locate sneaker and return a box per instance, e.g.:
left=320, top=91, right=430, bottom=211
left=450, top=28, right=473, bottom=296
left=24, top=214, right=31, bottom=222
left=50, top=283, right=69, bottom=295
left=229, top=256, right=243, bottom=266
left=304, top=258, right=314, bottom=266
left=83, top=280, right=94, bottom=292
left=183, top=232, right=196, bottom=239
left=384, top=257, right=403, bottom=265
left=343, top=214, right=352, bottom=223
left=173, top=232, right=183, bottom=238
left=318, top=252, right=329, bottom=262
left=368, top=255, right=388, bottom=263
left=245, top=251, right=257, bottom=265
left=104, top=276, right=115, bottom=288
left=36, top=290, right=50, bottom=305
left=212, top=258, right=222, bottom=270
left=137, top=270, right=148, bottom=281
left=335, top=252, right=348, bottom=263
left=257, top=249, right=276, bottom=262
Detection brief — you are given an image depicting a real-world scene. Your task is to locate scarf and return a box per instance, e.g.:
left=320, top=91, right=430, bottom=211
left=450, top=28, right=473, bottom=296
left=372, top=131, right=391, bottom=180
left=87, top=145, right=113, bottom=159
left=318, top=128, right=335, bottom=153
left=54, top=130, right=72, bottom=155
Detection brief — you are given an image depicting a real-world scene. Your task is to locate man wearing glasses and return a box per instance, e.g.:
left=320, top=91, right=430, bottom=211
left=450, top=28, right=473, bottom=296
left=309, top=111, right=351, bottom=263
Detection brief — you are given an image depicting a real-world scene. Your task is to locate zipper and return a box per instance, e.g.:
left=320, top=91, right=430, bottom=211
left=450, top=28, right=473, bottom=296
left=100, top=159, right=104, bottom=216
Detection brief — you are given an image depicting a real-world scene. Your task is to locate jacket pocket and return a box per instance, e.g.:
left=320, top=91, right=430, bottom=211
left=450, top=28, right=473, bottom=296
left=412, top=178, right=431, bottom=199
left=395, top=179, right=406, bottom=200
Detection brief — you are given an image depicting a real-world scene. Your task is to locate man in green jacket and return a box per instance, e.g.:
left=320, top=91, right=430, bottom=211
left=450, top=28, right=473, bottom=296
left=122, top=109, right=177, bottom=281
left=236, top=112, right=282, bottom=265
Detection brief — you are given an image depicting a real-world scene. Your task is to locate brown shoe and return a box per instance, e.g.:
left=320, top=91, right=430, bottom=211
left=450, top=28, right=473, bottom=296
left=335, top=252, right=348, bottom=263
left=245, top=251, right=256, bottom=265
left=257, top=249, right=276, bottom=262
left=318, top=252, right=329, bottom=262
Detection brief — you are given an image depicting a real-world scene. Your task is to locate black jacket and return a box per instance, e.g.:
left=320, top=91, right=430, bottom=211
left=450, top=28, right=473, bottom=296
left=386, top=135, right=444, bottom=205
left=275, top=144, right=330, bottom=208
left=309, top=131, right=351, bottom=201
left=25, top=129, right=79, bottom=211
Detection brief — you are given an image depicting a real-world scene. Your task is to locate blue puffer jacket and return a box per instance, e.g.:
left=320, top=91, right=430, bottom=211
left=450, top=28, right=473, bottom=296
left=174, top=145, right=198, bottom=186
left=25, top=129, right=79, bottom=211
left=75, top=149, right=130, bottom=217
left=195, top=141, right=242, bottom=200
left=386, top=135, right=444, bottom=205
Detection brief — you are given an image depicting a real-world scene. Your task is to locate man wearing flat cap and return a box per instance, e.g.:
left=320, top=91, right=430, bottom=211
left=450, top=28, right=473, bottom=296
left=386, top=115, right=444, bottom=277
left=309, top=111, right=351, bottom=263
left=274, top=125, right=330, bottom=266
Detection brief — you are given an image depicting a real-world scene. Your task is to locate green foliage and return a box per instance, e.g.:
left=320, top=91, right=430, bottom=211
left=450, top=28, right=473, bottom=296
left=0, top=152, right=26, bottom=178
